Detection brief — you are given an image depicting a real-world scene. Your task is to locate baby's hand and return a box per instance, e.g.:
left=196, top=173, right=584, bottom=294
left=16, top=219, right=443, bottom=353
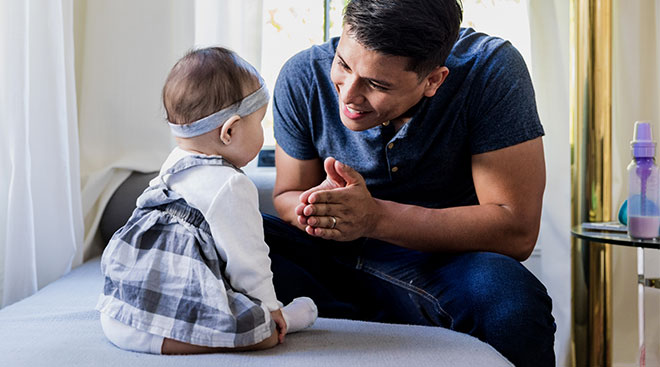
left=270, top=309, right=287, bottom=344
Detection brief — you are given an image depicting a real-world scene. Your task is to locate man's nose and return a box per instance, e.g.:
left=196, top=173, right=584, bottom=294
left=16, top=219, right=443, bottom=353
left=340, top=77, right=365, bottom=105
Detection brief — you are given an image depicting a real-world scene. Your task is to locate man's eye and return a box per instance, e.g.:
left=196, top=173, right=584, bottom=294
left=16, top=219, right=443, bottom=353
left=369, top=81, right=387, bottom=91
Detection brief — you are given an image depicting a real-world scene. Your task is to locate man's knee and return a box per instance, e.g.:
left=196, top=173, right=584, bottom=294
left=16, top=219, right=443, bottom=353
left=457, top=253, right=548, bottom=302
left=457, top=253, right=553, bottom=326
left=455, top=252, right=556, bottom=366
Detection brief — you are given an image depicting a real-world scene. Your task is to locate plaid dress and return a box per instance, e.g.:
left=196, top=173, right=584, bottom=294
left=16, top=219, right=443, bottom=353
left=96, top=155, right=275, bottom=348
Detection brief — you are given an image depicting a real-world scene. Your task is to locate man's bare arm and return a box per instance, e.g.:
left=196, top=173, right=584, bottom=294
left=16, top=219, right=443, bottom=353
left=300, top=137, right=546, bottom=261
left=272, top=145, right=324, bottom=230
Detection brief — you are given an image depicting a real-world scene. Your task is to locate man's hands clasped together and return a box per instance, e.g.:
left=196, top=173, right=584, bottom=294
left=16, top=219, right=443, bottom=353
left=295, top=157, right=380, bottom=241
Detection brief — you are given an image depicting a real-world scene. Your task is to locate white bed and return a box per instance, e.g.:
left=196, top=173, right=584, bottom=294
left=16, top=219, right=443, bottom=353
left=0, top=171, right=513, bottom=366
left=0, top=256, right=513, bottom=366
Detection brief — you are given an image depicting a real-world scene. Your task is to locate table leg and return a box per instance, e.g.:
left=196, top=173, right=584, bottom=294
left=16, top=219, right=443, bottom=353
left=638, top=247, right=660, bottom=367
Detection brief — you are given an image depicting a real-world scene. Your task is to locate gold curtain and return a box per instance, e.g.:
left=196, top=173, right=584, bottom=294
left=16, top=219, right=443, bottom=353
left=570, top=0, right=612, bottom=366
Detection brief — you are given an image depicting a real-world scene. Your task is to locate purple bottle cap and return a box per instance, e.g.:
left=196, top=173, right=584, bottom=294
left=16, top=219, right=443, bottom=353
left=632, top=121, right=656, bottom=158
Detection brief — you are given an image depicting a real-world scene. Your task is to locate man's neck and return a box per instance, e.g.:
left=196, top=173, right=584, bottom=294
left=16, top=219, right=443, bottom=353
left=391, top=116, right=410, bottom=132
left=391, top=97, right=426, bottom=131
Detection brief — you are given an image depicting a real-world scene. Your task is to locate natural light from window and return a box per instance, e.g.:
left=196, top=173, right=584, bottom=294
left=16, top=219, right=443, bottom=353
left=197, top=0, right=532, bottom=147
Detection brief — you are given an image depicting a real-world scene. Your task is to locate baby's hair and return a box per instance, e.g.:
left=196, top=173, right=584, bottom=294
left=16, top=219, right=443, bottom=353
left=163, top=47, right=261, bottom=126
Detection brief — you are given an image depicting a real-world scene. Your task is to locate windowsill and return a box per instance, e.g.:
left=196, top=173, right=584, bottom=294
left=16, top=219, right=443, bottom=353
left=243, top=146, right=277, bottom=216
left=244, top=145, right=275, bottom=169
left=244, top=146, right=276, bottom=175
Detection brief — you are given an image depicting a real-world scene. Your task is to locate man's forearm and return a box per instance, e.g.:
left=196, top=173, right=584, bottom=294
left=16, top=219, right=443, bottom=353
left=371, top=199, right=540, bottom=261
left=274, top=190, right=540, bottom=261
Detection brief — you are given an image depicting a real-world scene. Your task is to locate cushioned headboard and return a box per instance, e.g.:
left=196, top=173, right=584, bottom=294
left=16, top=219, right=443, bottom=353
left=98, top=168, right=279, bottom=245
left=99, top=171, right=157, bottom=244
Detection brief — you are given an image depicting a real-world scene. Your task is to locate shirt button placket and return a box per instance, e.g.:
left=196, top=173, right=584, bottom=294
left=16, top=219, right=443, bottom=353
left=385, top=140, right=399, bottom=175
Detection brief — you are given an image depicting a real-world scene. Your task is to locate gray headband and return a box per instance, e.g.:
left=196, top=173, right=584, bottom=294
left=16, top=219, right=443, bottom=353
left=169, top=55, right=269, bottom=138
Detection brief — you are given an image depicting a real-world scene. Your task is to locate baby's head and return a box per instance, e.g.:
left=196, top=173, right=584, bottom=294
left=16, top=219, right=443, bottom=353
left=162, top=47, right=267, bottom=167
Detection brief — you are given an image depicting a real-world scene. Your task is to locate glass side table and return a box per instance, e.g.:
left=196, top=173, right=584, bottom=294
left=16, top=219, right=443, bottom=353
left=572, top=222, right=660, bottom=367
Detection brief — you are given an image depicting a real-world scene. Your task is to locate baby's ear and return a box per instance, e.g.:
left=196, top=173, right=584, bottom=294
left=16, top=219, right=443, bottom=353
left=220, top=115, right=241, bottom=145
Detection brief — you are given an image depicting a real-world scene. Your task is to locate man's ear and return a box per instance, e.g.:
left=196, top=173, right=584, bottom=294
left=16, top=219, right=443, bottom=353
left=219, top=115, right=241, bottom=145
left=423, top=66, right=449, bottom=98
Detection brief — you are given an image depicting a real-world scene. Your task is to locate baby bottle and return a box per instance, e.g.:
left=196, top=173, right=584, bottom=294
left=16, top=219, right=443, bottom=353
left=628, top=121, right=660, bottom=239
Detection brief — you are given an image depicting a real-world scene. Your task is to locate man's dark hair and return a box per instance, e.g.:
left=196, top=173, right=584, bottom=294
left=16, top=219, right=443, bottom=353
left=343, top=0, right=463, bottom=78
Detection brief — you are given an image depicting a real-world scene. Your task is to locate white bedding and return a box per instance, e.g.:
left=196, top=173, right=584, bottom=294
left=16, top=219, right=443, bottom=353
left=0, top=257, right=512, bottom=367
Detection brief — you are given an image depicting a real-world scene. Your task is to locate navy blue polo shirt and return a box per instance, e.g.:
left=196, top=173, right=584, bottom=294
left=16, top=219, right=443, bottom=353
left=273, top=28, right=544, bottom=209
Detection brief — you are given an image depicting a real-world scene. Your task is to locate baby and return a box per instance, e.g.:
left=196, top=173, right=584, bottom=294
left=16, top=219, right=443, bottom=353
left=96, top=47, right=317, bottom=355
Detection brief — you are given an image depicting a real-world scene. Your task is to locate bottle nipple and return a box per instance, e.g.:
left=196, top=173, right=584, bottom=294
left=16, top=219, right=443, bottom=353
left=632, top=121, right=656, bottom=158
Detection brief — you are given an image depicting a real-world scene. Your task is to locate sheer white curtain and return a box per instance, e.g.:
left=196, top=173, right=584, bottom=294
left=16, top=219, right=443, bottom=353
left=75, top=0, right=194, bottom=259
left=194, top=0, right=263, bottom=68
left=0, top=0, right=83, bottom=307
left=194, top=0, right=266, bottom=168
left=526, top=1, right=570, bottom=366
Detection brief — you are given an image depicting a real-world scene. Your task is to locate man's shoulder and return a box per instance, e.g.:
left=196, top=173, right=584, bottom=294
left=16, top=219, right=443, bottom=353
left=444, top=27, right=529, bottom=91
left=448, top=28, right=521, bottom=68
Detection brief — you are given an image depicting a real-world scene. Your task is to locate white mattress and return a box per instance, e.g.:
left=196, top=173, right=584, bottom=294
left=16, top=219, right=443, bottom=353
left=0, top=257, right=512, bottom=367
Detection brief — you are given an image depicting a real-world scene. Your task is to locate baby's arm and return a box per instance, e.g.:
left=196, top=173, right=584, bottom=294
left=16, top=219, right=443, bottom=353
left=205, top=173, right=280, bottom=311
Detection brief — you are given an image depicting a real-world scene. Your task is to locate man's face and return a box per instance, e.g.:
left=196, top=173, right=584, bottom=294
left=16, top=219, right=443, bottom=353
left=330, top=28, right=435, bottom=131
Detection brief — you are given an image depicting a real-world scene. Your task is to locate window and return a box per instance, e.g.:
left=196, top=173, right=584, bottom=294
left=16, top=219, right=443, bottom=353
left=260, top=0, right=345, bottom=147
left=196, top=0, right=531, bottom=149
left=461, top=0, right=532, bottom=71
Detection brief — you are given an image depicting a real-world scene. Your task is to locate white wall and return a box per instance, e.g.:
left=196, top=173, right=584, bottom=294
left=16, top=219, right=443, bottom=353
left=73, top=0, right=194, bottom=259
left=612, top=1, right=660, bottom=365
left=527, top=1, right=571, bottom=365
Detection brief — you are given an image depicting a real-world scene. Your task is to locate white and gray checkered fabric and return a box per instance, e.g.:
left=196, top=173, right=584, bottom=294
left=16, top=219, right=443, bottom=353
left=96, top=156, right=275, bottom=348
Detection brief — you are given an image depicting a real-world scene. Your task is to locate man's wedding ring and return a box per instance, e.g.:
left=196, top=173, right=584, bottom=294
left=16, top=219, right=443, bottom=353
left=330, top=216, right=337, bottom=229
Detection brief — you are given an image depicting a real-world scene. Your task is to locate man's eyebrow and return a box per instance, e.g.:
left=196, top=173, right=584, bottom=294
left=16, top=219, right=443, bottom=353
left=336, top=52, right=393, bottom=88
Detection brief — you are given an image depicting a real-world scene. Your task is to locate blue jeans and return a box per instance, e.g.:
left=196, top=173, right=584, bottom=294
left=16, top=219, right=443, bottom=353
left=263, top=214, right=556, bottom=367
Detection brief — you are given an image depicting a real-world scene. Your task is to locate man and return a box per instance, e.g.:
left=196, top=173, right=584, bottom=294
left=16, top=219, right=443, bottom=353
left=264, top=0, right=555, bottom=365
